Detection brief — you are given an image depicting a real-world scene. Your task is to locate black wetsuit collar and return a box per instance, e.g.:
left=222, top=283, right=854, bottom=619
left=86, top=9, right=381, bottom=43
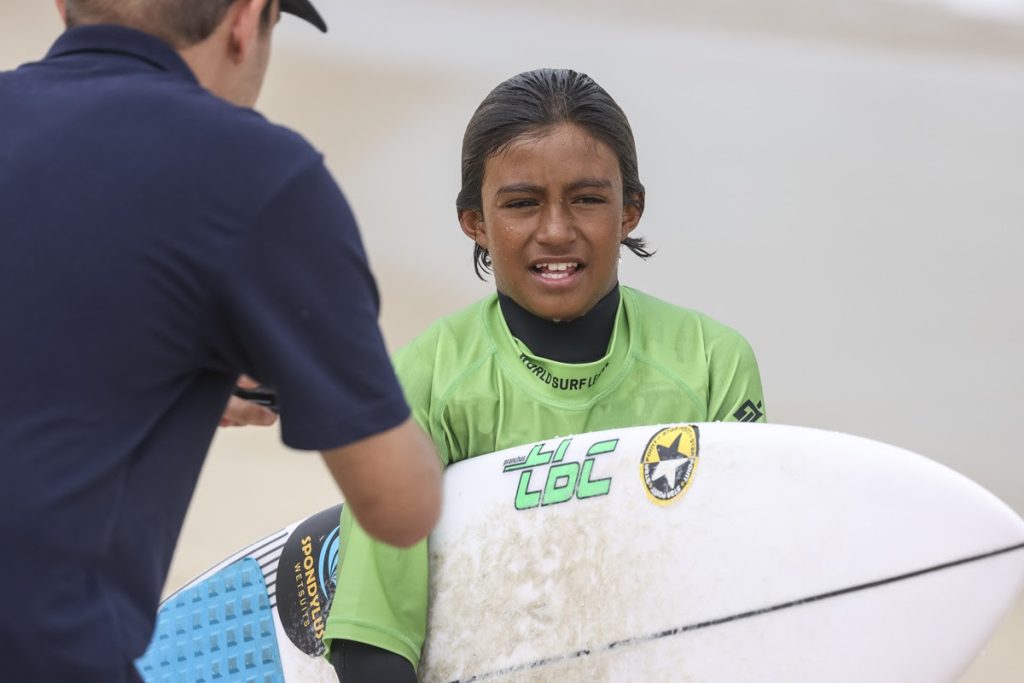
left=497, top=286, right=620, bottom=364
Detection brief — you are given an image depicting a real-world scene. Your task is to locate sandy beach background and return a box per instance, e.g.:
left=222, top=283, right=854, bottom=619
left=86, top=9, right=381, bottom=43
left=3, top=1, right=1022, bottom=679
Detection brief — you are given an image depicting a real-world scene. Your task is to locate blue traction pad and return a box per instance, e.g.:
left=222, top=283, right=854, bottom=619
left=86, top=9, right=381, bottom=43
left=136, top=558, right=284, bottom=683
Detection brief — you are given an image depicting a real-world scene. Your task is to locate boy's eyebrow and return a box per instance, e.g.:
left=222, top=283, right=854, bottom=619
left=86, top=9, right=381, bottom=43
left=496, top=178, right=614, bottom=195
left=566, top=178, right=614, bottom=192
left=496, top=182, right=543, bottom=195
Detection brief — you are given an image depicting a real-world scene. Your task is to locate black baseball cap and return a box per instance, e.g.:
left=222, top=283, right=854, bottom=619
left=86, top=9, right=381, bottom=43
left=280, top=0, right=328, bottom=33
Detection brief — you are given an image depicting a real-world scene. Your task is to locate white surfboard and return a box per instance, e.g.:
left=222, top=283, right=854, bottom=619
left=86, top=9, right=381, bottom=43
left=137, top=423, right=1024, bottom=682
left=136, top=505, right=343, bottom=683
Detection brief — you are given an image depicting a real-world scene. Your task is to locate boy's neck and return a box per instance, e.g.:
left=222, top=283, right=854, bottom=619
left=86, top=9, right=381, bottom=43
left=497, top=286, right=619, bottom=364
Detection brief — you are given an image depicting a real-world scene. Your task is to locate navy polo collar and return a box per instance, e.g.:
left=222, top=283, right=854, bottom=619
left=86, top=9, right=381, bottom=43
left=46, top=24, right=198, bottom=84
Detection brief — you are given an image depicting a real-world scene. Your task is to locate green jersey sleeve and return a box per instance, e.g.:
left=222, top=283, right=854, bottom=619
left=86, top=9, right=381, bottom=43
left=322, top=507, right=429, bottom=669
left=706, top=324, right=766, bottom=423
left=322, top=343, right=436, bottom=669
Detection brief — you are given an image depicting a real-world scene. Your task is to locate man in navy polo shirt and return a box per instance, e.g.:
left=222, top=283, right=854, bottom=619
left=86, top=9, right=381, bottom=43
left=0, top=1, right=443, bottom=680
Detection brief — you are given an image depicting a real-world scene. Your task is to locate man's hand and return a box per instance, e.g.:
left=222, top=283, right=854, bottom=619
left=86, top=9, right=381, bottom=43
left=220, top=376, right=278, bottom=427
left=220, top=378, right=443, bottom=547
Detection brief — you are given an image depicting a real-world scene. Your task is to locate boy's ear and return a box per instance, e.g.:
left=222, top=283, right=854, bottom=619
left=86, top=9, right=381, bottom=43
left=621, top=191, right=645, bottom=240
left=459, top=209, right=489, bottom=248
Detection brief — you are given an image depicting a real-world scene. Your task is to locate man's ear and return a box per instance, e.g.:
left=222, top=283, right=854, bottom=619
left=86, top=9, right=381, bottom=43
left=621, top=191, right=645, bottom=240
left=55, top=0, right=68, bottom=25
left=459, top=208, right=489, bottom=249
left=226, top=0, right=270, bottom=64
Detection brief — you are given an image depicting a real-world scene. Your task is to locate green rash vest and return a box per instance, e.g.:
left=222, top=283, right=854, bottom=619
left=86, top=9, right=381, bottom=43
left=322, top=286, right=766, bottom=668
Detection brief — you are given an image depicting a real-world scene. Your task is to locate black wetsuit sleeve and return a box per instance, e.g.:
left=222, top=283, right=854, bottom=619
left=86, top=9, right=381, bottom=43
left=330, top=640, right=418, bottom=683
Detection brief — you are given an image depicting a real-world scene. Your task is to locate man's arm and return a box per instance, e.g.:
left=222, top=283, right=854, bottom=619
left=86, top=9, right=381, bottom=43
left=320, top=417, right=442, bottom=548
left=214, top=159, right=442, bottom=546
left=219, top=392, right=441, bottom=547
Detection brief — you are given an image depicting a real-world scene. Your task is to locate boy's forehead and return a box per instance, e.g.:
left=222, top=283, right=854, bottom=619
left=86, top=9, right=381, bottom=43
left=484, top=130, right=621, bottom=186
left=505, top=123, right=608, bottom=151
left=494, top=126, right=614, bottom=162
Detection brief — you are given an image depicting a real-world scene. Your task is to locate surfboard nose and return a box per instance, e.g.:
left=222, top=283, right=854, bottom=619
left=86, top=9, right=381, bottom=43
left=421, top=422, right=1024, bottom=683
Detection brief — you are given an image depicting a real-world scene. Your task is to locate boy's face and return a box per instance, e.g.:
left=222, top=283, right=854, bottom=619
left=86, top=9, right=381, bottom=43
left=462, top=123, right=641, bottom=322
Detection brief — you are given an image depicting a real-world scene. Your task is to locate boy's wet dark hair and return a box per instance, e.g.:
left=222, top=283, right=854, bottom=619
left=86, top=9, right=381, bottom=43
left=457, top=68, right=654, bottom=279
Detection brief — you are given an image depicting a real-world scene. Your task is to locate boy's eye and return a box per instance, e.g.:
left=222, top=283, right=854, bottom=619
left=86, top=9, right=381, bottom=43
left=576, top=196, right=607, bottom=204
left=505, top=199, right=538, bottom=209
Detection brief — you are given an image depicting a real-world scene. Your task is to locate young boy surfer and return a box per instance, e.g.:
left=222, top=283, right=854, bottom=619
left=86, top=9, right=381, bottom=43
left=322, top=68, right=767, bottom=680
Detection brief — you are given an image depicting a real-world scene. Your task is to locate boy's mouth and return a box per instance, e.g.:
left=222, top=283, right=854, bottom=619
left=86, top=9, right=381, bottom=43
left=532, top=262, right=580, bottom=281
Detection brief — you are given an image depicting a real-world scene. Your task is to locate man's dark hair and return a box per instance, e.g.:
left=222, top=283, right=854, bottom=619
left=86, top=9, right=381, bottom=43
left=457, top=68, right=654, bottom=279
left=64, top=0, right=275, bottom=48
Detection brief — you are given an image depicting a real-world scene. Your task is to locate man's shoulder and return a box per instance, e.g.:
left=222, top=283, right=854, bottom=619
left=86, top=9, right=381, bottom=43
left=53, top=55, right=321, bottom=181
left=4, top=33, right=322, bottom=185
left=163, top=86, right=320, bottom=171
